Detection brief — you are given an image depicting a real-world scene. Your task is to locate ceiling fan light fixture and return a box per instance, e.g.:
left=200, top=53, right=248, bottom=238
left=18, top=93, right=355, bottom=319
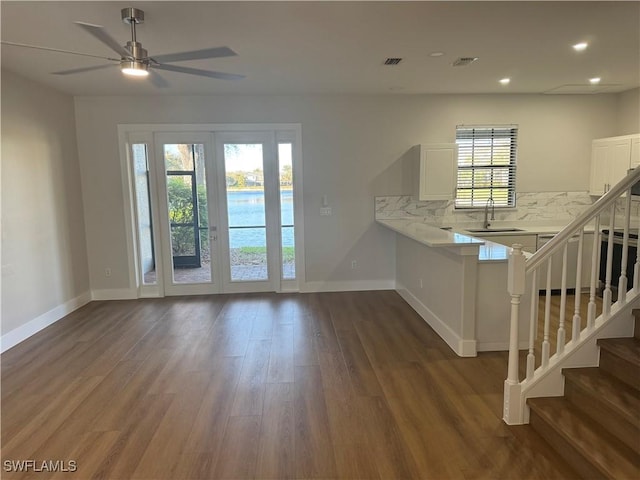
left=121, top=60, right=149, bottom=77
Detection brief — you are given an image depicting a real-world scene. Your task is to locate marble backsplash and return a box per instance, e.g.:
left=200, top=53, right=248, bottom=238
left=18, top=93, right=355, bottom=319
left=375, top=192, right=598, bottom=226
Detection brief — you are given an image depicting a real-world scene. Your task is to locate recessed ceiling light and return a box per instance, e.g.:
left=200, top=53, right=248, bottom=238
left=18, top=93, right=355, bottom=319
left=589, top=77, right=601, bottom=84
left=573, top=42, right=588, bottom=51
left=429, top=52, right=445, bottom=57
left=499, top=78, right=511, bottom=85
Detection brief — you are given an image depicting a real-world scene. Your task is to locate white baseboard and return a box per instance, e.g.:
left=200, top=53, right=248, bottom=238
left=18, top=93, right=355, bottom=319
left=301, top=279, right=395, bottom=293
left=1, top=291, right=92, bottom=353
left=396, top=282, right=477, bottom=357
left=91, top=288, right=137, bottom=301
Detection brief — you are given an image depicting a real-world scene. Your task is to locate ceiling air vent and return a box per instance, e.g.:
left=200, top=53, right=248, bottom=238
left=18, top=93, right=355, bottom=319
left=384, top=58, right=403, bottom=65
left=452, top=57, right=478, bottom=67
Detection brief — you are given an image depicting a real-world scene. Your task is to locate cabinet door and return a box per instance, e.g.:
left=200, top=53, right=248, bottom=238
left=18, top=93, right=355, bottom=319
left=589, top=142, right=609, bottom=196
left=609, top=139, right=632, bottom=188
left=416, top=144, right=457, bottom=201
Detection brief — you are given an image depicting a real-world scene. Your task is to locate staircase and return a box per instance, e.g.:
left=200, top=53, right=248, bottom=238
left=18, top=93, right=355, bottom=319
left=527, top=312, right=640, bottom=479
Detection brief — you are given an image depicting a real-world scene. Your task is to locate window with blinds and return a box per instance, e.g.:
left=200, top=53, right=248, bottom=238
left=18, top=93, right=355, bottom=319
left=455, top=125, right=518, bottom=208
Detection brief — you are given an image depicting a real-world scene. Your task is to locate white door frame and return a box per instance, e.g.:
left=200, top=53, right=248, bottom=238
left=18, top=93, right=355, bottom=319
left=118, top=123, right=304, bottom=297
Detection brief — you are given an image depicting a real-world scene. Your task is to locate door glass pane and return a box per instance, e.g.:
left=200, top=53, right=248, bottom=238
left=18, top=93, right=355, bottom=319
left=132, top=144, right=157, bottom=285
left=164, top=144, right=211, bottom=284
left=279, top=143, right=295, bottom=280
left=224, top=143, right=268, bottom=282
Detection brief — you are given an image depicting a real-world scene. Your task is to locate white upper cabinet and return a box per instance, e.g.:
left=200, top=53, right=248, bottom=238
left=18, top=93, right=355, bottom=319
left=630, top=136, right=640, bottom=169
left=413, top=143, right=457, bottom=201
left=589, top=134, right=639, bottom=196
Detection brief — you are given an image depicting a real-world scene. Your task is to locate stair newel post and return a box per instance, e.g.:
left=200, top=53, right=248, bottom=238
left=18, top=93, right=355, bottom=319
left=572, top=230, right=584, bottom=343
left=618, top=190, right=632, bottom=304
left=526, top=269, right=538, bottom=381
left=556, top=244, right=568, bottom=355
left=504, top=244, right=526, bottom=425
left=542, top=256, right=553, bottom=367
left=588, top=216, right=601, bottom=329
left=603, top=204, right=616, bottom=319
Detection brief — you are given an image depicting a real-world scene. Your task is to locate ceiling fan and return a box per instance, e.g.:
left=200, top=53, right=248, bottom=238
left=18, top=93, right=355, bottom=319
left=1, top=7, right=245, bottom=87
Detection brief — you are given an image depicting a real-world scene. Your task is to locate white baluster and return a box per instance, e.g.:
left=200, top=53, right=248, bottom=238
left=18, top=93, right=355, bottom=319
left=557, top=243, right=568, bottom=355
left=618, top=191, right=632, bottom=304
left=526, top=269, right=538, bottom=381
left=588, top=216, right=601, bottom=328
left=572, top=230, right=584, bottom=342
left=603, top=204, right=616, bottom=319
left=542, top=257, right=552, bottom=368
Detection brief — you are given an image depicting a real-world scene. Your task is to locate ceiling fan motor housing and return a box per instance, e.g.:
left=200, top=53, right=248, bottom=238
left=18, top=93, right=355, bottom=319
left=125, top=41, right=147, bottom=60
left=121, top=7, right=144, bottom=25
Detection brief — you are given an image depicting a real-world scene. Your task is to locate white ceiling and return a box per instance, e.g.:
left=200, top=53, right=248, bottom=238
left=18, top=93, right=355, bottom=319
left=1, top=1, right=639, bottom=96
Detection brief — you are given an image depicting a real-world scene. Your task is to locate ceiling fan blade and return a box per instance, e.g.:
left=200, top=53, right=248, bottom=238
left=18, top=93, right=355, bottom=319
left=149, top=70, right=170, bottom=88
left=51, top=63, right=116, bottom=75
left=75, top=21, right=132, bottom=59
left=150, top=46, right=237, bottom=64
left=1, top=41, right=118, bottom=61
left=153, top=63, right=245, bottom=81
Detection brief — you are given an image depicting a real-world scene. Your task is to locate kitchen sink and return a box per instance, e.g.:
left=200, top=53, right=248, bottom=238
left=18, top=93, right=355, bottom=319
left=466, top=228, right=524, bottom=233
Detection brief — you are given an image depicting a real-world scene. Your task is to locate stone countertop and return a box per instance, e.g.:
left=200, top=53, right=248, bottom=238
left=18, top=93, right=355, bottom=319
left=377, top=218, right=518, bottom=262
left=377, top=219, right=484, bottom=248
left=376, top=218, right=578, bottom=262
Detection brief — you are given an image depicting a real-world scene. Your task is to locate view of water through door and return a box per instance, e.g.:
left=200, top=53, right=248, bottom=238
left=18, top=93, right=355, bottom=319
left=279, top=142, right=295, bottom=280
left=216, top=133, right=297, bottom=293
left=222, top=143, right=270, bottom=282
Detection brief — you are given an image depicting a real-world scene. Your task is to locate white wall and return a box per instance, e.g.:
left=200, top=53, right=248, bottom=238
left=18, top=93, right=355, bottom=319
left=616, top=88, right=640, bottom=135
left=1, top=69, right=90, bottom=338
left=74, top=93, right=619, bottom=293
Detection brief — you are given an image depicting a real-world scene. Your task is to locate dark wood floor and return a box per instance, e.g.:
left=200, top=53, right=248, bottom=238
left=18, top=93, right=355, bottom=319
left=1, top=291, right=579, bottom=479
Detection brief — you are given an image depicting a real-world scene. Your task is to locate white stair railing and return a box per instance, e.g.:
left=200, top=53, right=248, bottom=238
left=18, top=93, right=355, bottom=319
left=504, top=168, right=640, bottom=424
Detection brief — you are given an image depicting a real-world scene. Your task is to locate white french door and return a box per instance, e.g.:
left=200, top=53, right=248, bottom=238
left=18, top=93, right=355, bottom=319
left=124, top=126, right=301, bottom=297
left=214, top=131, right=290, bottom=293
left=154, top=132, right=220, bottom=295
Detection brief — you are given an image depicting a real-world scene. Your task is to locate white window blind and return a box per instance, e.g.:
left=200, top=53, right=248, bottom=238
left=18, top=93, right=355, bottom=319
left=455, top=125, right=518, bottom=208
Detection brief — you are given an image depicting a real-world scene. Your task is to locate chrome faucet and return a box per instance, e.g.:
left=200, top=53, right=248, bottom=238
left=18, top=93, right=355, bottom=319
left=483, top=197, right=495, bottom=229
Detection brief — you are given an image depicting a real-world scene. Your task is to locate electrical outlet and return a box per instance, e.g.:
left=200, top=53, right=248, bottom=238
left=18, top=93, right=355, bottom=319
left=105, top=268, right=112, bottom=277
left=351, top=260, right=357, bottom=269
